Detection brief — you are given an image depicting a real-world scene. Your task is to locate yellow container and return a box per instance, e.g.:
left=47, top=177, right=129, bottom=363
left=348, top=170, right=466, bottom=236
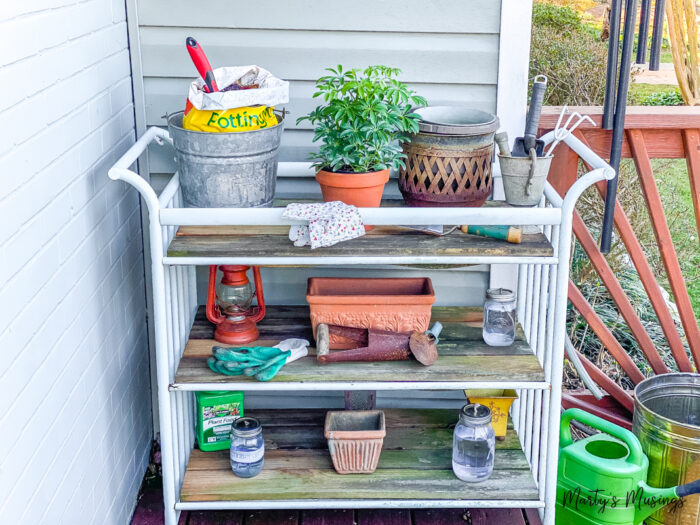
left=464, top=389, right=517, bottom=438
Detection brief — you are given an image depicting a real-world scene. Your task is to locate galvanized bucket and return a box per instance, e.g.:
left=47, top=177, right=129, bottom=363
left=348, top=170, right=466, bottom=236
left=633, top=373, right=700, bottom=525
left=167, top=111, right=284, bottom=208
left=498, top=150, right=553, bottom=207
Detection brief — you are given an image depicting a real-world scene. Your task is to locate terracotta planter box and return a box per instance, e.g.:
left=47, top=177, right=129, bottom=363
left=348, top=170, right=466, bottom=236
left=306, top=277, right=435, bottom=349
left=324, top=410, right=386, bottom=474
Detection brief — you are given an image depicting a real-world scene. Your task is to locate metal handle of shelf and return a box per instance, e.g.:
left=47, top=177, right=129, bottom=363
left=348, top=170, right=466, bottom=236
left=108, top=126, right=172, bottom=214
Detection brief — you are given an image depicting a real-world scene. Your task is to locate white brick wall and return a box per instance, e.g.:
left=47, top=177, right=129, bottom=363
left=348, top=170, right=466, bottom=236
left=0, top=2, right=151, bottom=524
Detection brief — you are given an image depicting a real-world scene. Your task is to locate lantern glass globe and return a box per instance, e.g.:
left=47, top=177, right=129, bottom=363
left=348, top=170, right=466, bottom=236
left=216, top=281, right=253, bottom=319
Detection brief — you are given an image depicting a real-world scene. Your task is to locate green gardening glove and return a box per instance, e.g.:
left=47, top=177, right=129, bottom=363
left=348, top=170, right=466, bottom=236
left=207, top=339, right=309, bottom=381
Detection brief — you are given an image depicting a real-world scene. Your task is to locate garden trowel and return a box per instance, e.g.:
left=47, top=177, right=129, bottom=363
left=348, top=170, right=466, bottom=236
left=512, top=75, right=547, bottom=157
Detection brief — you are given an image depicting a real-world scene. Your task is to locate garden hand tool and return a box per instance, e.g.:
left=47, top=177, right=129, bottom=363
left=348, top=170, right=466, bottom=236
left=408, top=322, right=442, bottom=365
left=556, top=408, right=700, bottom=525
left=545, top=105, right=596, bottom=156
left=512, top=75, right=547, bottom=157
left=208, top=338, right=309, bottom=381
left=400, top=225, right=458, bottom=236
left=316, top=323, right=441, bottom=366
left=495, top=132, right=511, bottom=156
left=186, top=37, right=219, bottom=93
left=460, top=225, right=522, bottom=243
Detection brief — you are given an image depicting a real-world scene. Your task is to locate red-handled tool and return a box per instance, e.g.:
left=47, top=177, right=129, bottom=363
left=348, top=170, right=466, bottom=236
left=185, top=37, right=218, bottom=93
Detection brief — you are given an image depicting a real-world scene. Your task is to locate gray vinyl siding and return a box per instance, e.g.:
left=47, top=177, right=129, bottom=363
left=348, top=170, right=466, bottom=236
left=137, top=0, right=502, bottom=173
left=135, top=0, right=502, bottom=407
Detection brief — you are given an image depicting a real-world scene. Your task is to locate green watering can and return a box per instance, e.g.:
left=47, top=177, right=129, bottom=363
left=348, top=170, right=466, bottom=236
left=556, top=409, right=700, bottom=525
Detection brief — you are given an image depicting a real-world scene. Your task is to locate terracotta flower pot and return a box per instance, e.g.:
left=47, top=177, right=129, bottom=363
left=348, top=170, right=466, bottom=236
left=324, top=410, right=386, bottom=474
left=306, top=277, right=435, bottom=349
left=315, top=168, right=389, bottom=208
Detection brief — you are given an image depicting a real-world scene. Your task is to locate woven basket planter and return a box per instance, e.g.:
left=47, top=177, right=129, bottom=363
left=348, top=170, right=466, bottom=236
left=324, top=410, right=386, bottom=474
left=399, top=107, right=499, bottom=207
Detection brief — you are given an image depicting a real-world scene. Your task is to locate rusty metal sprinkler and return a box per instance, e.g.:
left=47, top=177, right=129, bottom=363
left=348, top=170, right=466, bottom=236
left=316, top=323, right=442, bottom=365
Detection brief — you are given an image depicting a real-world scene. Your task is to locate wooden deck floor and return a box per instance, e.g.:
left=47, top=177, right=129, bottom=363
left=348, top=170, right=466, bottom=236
left=131, top=484, right=542, bottom=525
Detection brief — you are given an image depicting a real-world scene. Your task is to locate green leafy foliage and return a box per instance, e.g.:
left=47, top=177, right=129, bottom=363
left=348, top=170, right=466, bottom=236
left=530, top=2, right=608, bottom=105
left=297, top=65, right=427, bottom=173
left=532, top=2, right=585, bottom=33
left=641, top=90, right=685, bottom=106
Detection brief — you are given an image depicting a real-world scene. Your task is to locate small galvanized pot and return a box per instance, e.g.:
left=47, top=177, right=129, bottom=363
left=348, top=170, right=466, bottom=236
left=498, top=150, right=553, bottom=207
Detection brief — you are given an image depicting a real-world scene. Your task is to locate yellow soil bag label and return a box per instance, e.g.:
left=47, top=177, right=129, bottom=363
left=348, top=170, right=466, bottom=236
left=183, top=105, right=278, bottom=133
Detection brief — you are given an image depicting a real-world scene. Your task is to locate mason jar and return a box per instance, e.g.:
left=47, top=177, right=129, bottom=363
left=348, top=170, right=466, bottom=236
left=229, top=417, right=264, bottom=478
left=452, top=403, right=495, bottom=482
left=482, top=288, right=516, bottom=346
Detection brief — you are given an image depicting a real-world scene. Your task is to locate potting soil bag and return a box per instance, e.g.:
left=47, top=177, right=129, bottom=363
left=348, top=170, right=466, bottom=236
left=183, top=65, right=289, bottom=132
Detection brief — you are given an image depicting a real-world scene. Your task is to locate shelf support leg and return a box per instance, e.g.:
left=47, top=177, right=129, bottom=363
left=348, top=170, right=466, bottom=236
left=344, top=391, right=377, bottom=410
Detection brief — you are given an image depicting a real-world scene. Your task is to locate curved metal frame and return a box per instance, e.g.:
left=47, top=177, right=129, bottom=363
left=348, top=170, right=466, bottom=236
left=108, top=127, right=614, bottom=525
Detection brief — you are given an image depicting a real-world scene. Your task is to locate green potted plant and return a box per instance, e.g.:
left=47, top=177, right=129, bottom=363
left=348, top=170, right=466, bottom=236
left=298, top=65, right=426, bottom=208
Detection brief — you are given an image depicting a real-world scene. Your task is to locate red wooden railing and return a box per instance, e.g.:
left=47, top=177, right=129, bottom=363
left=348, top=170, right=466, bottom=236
left=540, top=106, right=700, bottom=426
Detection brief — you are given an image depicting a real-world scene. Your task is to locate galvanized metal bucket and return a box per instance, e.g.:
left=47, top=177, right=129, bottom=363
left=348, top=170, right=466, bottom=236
left=167, top=111, right=284, bottom=208
left=498, top=150, right=553, bottom=207
left=633, top=373, right=700, bottom=525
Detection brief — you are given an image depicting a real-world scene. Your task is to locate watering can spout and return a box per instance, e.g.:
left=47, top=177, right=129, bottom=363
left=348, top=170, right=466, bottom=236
left=640, top=478, right=699, bottom=523
left=632, top=478, right=700, bottom=523
left=631, top=482, right=681, bottom=524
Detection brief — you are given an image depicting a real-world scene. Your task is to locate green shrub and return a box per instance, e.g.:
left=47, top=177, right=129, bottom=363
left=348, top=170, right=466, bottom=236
left=641, top=90, right=685, bottom=106
left=532, top=2, right=584, bottom=32
left=530, top=2, right=608, bottom=105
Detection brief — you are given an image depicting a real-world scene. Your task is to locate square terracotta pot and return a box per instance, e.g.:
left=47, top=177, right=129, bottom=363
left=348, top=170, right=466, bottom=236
left=306, top=277, right=435, bottom=349
left=324, top=410, right=386, bottom=474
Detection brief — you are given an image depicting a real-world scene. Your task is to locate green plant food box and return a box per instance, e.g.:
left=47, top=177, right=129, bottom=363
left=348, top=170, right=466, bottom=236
left=195, top=391, right=244, bottom=452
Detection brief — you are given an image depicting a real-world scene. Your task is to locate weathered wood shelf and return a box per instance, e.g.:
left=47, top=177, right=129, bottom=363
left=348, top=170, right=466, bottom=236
left=171, top=306, right=547, bottom=391
left=178, top=408, right=541, bottom=509
left=166, top=225, right=554, bottom=265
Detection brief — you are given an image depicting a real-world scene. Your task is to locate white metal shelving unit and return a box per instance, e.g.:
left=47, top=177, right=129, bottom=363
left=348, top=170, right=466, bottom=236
left=109, top=127, right=614, bottom=525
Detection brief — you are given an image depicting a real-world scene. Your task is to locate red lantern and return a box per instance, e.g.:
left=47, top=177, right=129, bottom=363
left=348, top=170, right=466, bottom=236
left=206, top=265, right=266, bottom=344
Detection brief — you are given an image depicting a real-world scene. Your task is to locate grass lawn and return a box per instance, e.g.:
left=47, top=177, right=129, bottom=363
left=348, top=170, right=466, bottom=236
left=628, top=83, right=680, bottom=104
left=653, top=159, right=700, bottom=320
left=660, top=50, right=673, bottom=63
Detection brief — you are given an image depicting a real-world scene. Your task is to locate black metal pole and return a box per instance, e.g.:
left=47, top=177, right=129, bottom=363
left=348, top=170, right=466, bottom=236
left=603, top=0, right=623, bottom=129
left=637, top=0, right=652, bottom=63
left=649, top=0, right=667, bottom=70
left=601, top=0, right=638, bottom=253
